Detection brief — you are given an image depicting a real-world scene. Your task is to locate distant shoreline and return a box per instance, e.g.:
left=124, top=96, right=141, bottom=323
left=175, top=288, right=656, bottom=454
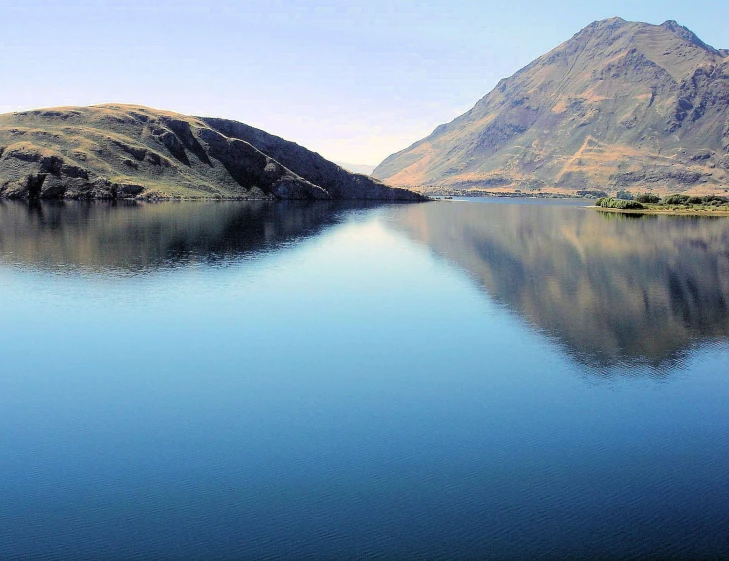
left=590, top=206, right=729, bottom=217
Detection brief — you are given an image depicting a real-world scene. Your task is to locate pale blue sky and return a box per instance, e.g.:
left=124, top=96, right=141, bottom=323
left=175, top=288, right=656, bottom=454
left=1, top=0, right=727, bottom=164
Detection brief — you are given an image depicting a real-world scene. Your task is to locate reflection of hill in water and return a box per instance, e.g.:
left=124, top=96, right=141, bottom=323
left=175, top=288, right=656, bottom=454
left=390, top=202, right=729, bottom=367
left=0, top=200, right=362, bottom=273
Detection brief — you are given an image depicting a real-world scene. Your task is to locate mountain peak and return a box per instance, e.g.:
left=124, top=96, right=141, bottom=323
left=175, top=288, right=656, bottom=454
left=573, top=18, right=720, bottom=56
left=593, top=16, right=627, bottom=27
left=660, top=19, right=719, bottom=54
left=373, top=18, right=729, bottom=196
left=575, top=17, right=628, bottom=39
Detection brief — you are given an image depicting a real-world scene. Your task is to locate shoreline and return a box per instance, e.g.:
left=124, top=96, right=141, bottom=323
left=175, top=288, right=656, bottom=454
left=590, top=205, right=729, bottom=217
left=0, top=195, right=428, bottom=204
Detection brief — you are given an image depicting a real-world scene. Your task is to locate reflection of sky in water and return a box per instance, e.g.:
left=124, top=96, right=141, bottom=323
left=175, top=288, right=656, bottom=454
left=0, top=200, right=728, bottom=559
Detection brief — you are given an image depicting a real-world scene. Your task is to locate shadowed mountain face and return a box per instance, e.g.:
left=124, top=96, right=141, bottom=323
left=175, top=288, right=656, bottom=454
left=0, top=105, right=422, bottom=201
left=374, top=18, right=729, bottom=196
left=387, top=201, right=729, bottom=367
left=0, top=200, right=367, bottom=273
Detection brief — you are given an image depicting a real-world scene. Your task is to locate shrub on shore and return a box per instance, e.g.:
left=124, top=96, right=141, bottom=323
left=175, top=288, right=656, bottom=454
left=702, top=195, right=729, bottom=205
left=664, top=194, right=729, bottom=206
left=635, top=193, right=660, bottom=203
left=595, top=197, right=645, bottom=210
left=664, top=194, right=690, bottom=205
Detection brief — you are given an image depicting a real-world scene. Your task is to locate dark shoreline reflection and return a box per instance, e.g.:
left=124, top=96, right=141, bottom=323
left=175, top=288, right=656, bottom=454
left=0, top=199, right=384, bottom=274
left=387, top=200, right=729, bottom=368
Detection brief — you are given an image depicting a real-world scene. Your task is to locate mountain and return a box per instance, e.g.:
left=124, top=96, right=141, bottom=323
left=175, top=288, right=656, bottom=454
left=373, top=18, right=729, bottom=196
left=0, top=105, right=423, bottom=201
left=335, top=162, right=377, bottom=175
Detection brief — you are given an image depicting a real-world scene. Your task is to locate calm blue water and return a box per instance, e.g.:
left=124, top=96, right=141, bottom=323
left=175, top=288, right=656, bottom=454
left=0, top=199, right=727, bottom=559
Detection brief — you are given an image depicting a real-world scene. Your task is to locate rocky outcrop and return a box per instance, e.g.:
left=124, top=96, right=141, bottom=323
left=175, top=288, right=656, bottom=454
left=0, top=105, right=424, bottom=201
left=373, top=18, right=729, bottom=196
left=202, top=117, right=422, bottom=200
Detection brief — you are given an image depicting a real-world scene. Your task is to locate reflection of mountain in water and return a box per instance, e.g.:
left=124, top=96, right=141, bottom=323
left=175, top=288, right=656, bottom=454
left=389, top=201, right=729, bottom=367
left=0, top=200, right=367, bottom=273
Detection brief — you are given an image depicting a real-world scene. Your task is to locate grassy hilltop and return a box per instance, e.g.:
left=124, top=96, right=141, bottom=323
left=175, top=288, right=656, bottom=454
left=0, top=105, right=422, bottom=201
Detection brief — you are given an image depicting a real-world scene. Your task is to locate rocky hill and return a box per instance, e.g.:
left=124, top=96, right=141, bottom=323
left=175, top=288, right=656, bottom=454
left=373, top=18, right=729, bottom=196
left=0, top=105, right=422, bottom=201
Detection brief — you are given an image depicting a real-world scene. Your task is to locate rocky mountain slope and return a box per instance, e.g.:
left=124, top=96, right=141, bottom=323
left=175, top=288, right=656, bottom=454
left=373, top=18, right=729, bottom=195
left=0, top=105, right=422, bottom=201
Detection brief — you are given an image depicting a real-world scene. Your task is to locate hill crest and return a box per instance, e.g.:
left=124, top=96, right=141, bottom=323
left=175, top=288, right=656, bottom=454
left=0, top=104, right=422, bottom=201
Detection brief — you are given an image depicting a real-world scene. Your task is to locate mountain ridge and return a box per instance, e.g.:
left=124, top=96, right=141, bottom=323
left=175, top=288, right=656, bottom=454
left=373, top=18, right=729, bottom=195
left=0, top=105, right=423, bottom=201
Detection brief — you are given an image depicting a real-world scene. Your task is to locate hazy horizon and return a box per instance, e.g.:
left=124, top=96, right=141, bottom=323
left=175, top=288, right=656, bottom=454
left=2, top=0, right=727, bottom=166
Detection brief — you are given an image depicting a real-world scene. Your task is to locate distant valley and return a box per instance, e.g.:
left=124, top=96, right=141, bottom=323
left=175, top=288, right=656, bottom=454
left=373, top=18, right=729, bottom=196
left=335, top=162, right=377, bottom=176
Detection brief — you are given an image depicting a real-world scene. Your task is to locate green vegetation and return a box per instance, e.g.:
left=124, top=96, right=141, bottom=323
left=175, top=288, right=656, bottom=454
left=595, top=197, right=645, bottom=210
left=662, top=194, right=729, bottom=207
left=595, top=193, right=729, bottom=214
left=576, top=189, right=608, bottom=198
left=663, top=194, right=690, bottom=204
left=635, top=193, right=660, bottom=204
left=701, top=195, right=729, bottom=205
left=616, top=190, right=634, bottom=200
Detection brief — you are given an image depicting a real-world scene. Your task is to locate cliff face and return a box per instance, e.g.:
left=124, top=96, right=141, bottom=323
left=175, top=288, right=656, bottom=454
left=373, top=18, right=729, bottom=195
left=0, top=105, right=423, bottom=201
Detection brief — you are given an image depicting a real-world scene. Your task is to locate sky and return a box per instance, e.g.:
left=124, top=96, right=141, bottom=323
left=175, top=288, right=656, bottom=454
left=1, top=0, right=727, bottom=166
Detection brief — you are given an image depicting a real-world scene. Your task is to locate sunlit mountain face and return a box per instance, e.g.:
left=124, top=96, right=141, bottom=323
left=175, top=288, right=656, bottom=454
left=386, top=199, right=729, bottom=368
left=373, top=19, right=729, bottom=196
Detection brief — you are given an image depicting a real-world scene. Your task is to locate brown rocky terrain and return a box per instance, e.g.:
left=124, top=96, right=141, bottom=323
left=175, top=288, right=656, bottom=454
left=373, top=18, right=729, bottom=196
left=0, top=105, right=422, bottom=201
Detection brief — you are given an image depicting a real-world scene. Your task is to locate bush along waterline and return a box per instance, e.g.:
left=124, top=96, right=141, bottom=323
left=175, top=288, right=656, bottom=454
left=594, top=194, right=729, bottom=213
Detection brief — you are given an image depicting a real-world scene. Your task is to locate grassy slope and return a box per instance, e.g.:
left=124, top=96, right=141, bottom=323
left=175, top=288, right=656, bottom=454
left=0, top=106, right=225, bottom=198
left=0, top=105, right=421, bottom=200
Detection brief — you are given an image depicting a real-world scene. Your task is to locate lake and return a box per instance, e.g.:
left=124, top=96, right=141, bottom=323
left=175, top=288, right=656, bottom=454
left=0, top=198, right=727, bottom=559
